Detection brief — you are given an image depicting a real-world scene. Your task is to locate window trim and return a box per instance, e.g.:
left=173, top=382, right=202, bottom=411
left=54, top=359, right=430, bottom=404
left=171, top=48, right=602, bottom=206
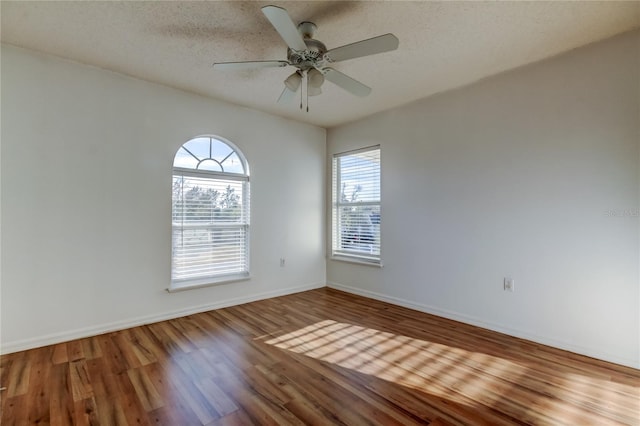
left=331, top=145, right=381, bottom=265
left=167, top=273, right=251, bottom=293
left=170, top=135, right=250, bottom=292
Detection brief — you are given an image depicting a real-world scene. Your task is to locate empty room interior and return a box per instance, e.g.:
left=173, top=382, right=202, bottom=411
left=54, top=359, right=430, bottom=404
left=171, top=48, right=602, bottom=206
left=1, top=1, right=639, bottom=425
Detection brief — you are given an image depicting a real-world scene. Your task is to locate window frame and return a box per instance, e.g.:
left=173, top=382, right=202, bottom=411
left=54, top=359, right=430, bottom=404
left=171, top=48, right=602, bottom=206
left=331, top=145, right=382, bottom=266
left=170, top=136, right=250, bottom=292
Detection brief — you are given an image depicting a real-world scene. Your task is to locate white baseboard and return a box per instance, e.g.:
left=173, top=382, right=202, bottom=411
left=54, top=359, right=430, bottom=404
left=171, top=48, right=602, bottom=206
left=1, top=282, right=325, bottom=355
left=6, top=280, right=637, bottom=369
left=327, top=281, right=639, bottom=370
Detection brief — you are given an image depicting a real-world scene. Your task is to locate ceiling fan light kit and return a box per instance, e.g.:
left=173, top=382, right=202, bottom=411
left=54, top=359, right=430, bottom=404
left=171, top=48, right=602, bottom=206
left=284, top=71, right=302, bottom=91
left=307, top=68, right=325, bottom=88
left=213, top=5, right=399, bottom=110
left=308, top=85, right=322, bottom=97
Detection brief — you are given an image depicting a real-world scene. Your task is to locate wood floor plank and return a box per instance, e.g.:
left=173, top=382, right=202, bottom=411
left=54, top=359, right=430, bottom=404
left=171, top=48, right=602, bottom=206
left=126, top=367, right=164, bottom=412
left=95, top=334, right=132, bottom=375
left=2, top=395, right=29, bottom=426
left=145, top=362, right=204, bottom=426
left=207, top=408, right=254, bottom=426
left=51, top=343, right=69, bottom=365
left=73, top=396, right=99, bottom=426
left=2, top=288, right=638, bottom=425
left=49, top=363, right=74, bottom=426
left=215, top=375, right=305, bottom=426
left=269, top=357, right=417, bottom=426
left=26, top=347, right=52, bottom=425
left=114, top=368, right=157, bottom=424
left=112, top=332, right=143, bottom=371
left=194, top=377, right=238, bottom=418
left=164, top=360, right=223, bottom=424
left=146, top=321, right=197, bottom=355
left=1, top=354, right=14, bottom=416
left=6, top=353, right=31, bottom=397
left=67, top=340, right=85, bottom=362
left=69, top=360, right=94, bottom=402
left=86, top=358, right=120, bottom=399
left=94, top=392, right=129, bottom=426
left=81, top=337, right=104, bottom=361
left=172, top=316, right=215, bottom=349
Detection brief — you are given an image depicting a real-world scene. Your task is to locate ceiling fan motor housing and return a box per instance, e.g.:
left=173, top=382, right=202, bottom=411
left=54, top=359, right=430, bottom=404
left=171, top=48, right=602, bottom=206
left=287, top=39, right=327, bottom=70
left=287, top=21, right=326, bottom=70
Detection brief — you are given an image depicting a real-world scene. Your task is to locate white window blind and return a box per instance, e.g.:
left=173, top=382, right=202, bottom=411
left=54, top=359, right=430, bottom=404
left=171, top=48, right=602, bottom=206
left=332, top=146, right=381, bottom=263
left=171, top=137, right=249, bottom=290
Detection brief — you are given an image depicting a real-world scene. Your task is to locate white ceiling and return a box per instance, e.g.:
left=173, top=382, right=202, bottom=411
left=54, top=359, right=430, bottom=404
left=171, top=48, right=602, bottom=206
left=1, top=1, right=639, bottom=128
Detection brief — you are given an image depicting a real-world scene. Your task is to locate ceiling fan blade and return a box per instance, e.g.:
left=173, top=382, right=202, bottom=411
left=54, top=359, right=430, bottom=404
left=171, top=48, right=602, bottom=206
left=277, top=86, right=298, bottom=104
left=261, top=6, right=307, bottom=52
left=323, top=68, right=371, bottom=97
left=324, top=33, right=399, bottom=63
left=213, top=60, right=289, bottom=71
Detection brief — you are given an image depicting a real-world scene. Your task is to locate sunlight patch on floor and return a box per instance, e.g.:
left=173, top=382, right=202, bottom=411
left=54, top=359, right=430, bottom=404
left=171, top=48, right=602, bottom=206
left=264, top=320, right=524, bottom=408
left=263, top=320, right=639, bottom=424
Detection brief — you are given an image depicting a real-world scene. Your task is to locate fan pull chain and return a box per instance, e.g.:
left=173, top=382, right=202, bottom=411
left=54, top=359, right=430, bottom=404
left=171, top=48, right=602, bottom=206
left=306, top=70, right=310, bottom=112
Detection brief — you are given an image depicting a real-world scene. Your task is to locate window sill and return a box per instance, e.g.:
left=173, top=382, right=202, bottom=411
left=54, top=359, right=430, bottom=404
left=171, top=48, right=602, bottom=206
left=330, top=256, right=383, bottom=268
left=167, top=273, right=251, bottom=293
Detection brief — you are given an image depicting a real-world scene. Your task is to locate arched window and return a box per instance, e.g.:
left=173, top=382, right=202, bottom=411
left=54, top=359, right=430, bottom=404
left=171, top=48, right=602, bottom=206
left=171, top=136, right=250, bottom=290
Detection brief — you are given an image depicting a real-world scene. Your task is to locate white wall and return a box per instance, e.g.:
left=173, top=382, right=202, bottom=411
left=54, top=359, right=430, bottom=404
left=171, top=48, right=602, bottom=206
left=327, top=31, right=640, bottom=368
left=3, top=32, right=639, bottom=369
left=1, top=45, right=326, bottom=352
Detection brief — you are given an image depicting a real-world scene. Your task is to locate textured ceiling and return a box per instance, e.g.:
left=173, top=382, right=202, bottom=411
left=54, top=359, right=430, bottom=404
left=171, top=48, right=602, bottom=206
left=1, top=1, right=639, bottom=127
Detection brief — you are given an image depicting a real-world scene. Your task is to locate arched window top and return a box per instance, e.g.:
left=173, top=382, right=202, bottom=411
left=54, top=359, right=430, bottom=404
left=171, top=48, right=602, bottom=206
left=174, top=136, right=248, bottom=176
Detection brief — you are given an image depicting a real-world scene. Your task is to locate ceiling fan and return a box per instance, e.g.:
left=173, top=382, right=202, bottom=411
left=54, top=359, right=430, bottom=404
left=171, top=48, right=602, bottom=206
left=213, top=5, right=399, bottom=109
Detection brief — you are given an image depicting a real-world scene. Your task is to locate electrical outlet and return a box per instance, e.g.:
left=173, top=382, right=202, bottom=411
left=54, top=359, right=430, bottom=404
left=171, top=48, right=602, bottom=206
left=280, top=258, right=285, bottom=267
left=504, top=277, right=515, bottom=292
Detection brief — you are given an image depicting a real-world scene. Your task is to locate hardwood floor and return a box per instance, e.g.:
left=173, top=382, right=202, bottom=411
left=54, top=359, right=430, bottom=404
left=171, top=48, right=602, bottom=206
left=1, top=288, right=639, bottom=425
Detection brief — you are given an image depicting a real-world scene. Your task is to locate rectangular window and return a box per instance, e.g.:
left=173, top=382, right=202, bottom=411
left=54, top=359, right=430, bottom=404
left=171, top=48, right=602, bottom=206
left=332, top=146, right=381, bottom=264
left=171, top=172, right=249, bottom=288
